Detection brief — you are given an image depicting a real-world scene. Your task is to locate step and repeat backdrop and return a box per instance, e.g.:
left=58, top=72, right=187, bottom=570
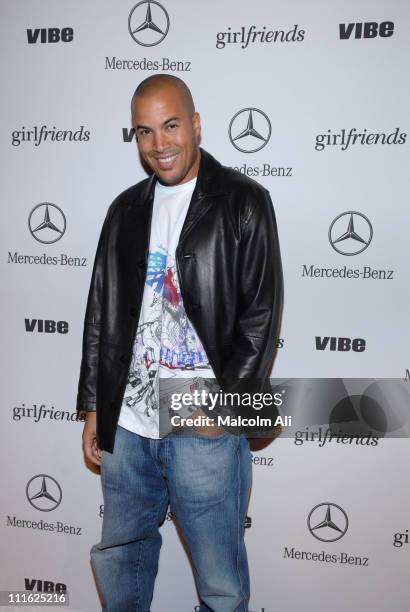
left=1, top=1, right=409, bottom=610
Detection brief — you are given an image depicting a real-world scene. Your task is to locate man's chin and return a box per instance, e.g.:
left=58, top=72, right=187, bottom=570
left=155, top=170, right=183, bottom=186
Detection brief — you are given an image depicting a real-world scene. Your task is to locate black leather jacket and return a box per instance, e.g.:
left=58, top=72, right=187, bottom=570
left=76, top=148, right=283, bottom=452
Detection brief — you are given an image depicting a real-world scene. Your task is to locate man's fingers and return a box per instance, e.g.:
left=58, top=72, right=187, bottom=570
left=84, top=443, right=102, bottom=466
left=92, top=441, right=103, bottom=464
left=83, top=433, right=102, bottom=466
left=81, top=412, right=102, bottom=466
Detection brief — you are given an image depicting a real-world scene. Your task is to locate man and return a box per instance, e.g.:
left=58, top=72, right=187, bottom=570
left=77, top=74, right=283, bottom=612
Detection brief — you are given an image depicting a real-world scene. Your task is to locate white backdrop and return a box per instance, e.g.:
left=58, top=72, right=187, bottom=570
left=1, top=1, right=409, bottom=611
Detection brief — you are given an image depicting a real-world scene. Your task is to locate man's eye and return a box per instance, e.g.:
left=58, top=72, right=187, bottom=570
left=139, top=129, right=150, bottom=136
left=167, top=123, right=178, bottom=130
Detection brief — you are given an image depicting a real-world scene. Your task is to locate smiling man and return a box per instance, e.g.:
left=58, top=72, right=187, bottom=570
left=133, top=76, right=200, bottom=184
left=77, top=74, right=283, bottom=612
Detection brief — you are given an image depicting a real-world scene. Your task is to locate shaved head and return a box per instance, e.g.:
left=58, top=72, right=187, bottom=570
left=131, top=74, right=195, bottom=117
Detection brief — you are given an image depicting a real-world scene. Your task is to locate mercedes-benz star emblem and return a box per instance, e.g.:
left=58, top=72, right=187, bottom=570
left=329, top=211, right=373, bottom=256
left=228, top=108, right=272, bottom=153
left=28, top=203, right=66, bottom=244
left=128, top=1, right=170, bottom=46
left=307, top=503, right=348, bottom=542
left=26, top=475, right=62, bottom=512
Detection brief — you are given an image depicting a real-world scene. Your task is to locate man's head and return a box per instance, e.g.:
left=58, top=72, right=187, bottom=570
left=131, top=74, right=201, bottom=186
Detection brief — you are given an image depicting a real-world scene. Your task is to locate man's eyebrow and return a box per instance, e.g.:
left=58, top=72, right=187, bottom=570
left=136, top=117, right=180, bottom=131
left=163, top=116, right=180, bottom=125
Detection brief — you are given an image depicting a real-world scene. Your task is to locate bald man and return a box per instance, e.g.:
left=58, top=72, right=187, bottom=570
left=77, top=75, right=283, bottom=612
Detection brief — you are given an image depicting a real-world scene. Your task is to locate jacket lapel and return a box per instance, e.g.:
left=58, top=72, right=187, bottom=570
left=120, top=174, right=155, bottom=270
left=178, top=148, right=226, bottom=244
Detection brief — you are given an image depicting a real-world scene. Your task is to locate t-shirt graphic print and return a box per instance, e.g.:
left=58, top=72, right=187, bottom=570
left=118, top=176, right=215, bottom=438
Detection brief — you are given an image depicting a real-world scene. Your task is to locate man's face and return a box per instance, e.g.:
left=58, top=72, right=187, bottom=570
left=132, top=86, right=201, bottom=186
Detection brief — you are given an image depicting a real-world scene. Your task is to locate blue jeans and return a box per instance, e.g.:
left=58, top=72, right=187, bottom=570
left=90, top=425, right=252, bottom=612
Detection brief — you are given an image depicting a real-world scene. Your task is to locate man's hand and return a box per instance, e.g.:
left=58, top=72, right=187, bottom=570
left=82, top=411, right=102, bottom=466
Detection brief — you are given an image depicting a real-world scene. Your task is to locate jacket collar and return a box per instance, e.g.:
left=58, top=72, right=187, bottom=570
left=192, top=147, right=227, bottom=199
left=139, top=148, right=227, bottom=244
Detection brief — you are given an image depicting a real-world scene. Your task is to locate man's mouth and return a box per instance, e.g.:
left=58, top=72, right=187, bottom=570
left=155, top=153, right=179, bottom=169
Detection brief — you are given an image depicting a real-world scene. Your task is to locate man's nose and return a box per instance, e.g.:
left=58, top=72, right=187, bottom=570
left=152, top=131, right=167, bottom=152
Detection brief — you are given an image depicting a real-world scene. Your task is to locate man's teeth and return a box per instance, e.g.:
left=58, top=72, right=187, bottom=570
left=158, top=155, right=177, bottom=163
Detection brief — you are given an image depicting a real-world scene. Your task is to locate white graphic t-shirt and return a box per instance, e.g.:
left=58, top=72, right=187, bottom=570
left=118, top=176, right=215, bottom=438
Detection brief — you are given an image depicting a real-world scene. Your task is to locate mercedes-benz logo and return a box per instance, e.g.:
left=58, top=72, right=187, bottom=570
left=28, top=203, right=66, bottom=244
left=307, top=503, right=348, bottom=542
left=26, top=475, right=62, bottom=512
left=128, top=1, right=170, bottom=46
left=228, top=108, right=271, bottom=153
left=329, top=211, right=373, bottom=256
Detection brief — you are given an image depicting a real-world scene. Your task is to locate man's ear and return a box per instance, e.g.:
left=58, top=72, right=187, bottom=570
left=192, top=112, right=202, bottom=143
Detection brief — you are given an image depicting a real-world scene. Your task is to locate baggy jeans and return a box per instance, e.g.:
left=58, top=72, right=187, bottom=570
left=90, top=425, right=252, bottom=612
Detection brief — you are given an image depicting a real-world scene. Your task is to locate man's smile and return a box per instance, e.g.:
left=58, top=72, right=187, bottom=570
left=154, top=153, right=179, bottom=170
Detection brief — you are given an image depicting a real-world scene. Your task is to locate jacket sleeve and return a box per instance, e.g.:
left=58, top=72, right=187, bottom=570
left=76, top=203, right=115, bottom=413
left=220, top=188, right=283, bottom=383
